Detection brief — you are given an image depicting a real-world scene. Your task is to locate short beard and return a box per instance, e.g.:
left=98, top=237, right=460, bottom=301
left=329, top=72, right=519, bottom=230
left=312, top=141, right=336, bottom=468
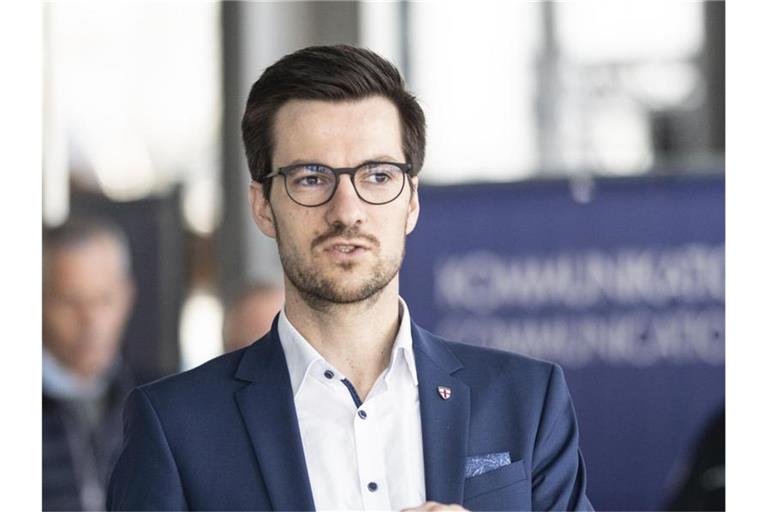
left=274, top=219, right=405, bottom=313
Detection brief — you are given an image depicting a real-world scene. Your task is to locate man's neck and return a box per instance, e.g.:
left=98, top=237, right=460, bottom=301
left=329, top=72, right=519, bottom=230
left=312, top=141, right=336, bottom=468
left=283, top=282, right=401, bottom=400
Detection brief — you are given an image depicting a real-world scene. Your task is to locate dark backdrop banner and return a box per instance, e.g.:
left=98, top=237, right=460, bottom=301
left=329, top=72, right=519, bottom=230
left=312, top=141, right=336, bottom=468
left=400, top=174, right=724, bottom=511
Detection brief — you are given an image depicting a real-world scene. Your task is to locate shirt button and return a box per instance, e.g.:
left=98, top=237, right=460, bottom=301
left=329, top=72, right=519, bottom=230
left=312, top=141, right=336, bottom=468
left=367, top=482, right=378, bottom=492
left=358, top=410, right=367, bottom=419
left=323, top=369, right=334, bottom=379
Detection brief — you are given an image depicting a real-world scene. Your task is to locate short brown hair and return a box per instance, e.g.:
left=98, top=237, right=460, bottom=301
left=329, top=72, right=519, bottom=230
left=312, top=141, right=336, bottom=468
left=241, top=45, right=426, bottom=198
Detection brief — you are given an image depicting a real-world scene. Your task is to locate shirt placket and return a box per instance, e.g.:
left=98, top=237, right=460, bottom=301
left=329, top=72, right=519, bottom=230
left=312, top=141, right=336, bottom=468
left=352, top=389, right=391, bottom=510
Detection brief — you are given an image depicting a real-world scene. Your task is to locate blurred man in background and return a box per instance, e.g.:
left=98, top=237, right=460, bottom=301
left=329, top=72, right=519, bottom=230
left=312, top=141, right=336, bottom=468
left=43, top=216, right=136, bottom=511
left=222, top=280, right=284, bottom=353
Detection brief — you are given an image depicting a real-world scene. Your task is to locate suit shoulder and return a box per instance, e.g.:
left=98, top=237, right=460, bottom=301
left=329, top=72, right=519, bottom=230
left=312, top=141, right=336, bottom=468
left=438, top=334, right=559, bottom=385
left=138, top=348, right=248, bottom=403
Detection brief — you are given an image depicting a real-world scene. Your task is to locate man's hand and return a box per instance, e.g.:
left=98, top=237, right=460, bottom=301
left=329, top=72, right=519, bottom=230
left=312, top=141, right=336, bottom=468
left=401, top=501, right=469, bottom=511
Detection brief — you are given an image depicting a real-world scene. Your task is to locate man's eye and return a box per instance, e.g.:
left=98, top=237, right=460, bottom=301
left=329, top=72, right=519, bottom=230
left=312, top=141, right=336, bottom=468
left=296, top=176, right=320, bottom=186
left=296, top=175, right=324, bottom=186
left=370, top=173, right=391, bottom=184
left=291, top=166, right=332, bottom=187
left=360, top=166, right=397, bottom=184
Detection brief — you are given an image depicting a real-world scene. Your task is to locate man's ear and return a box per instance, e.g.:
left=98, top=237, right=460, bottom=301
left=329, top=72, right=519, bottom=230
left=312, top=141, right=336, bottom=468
left=405, top=177, right=420, bottom=235
left=249, top=181, right=277, bottom=239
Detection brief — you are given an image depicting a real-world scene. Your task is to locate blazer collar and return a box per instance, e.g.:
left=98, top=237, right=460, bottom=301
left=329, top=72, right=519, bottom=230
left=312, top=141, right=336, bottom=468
left=411, top=322, right=463, bottom=374
left=233, top=318, right=316, bottom=511
left=412, top=322, right=471, bottom=505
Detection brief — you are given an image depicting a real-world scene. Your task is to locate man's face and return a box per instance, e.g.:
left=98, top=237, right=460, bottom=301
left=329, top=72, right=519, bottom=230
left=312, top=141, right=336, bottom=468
left=43, top=235, right=134, bottom=380
left=250, top=96, right=420, bottom=309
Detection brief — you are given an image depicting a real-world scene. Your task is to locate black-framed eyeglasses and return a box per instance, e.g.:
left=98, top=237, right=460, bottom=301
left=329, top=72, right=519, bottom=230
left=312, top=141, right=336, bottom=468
left=264, top=161, right=413, bottom=207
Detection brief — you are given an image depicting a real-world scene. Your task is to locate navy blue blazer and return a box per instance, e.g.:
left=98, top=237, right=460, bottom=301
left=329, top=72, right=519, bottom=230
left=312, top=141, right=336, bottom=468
left=107, top=321, right=592, bottom=511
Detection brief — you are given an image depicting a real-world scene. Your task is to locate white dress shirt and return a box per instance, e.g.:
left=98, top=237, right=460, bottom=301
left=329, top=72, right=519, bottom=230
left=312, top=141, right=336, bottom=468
left=278, top=298, right=426, bottom=511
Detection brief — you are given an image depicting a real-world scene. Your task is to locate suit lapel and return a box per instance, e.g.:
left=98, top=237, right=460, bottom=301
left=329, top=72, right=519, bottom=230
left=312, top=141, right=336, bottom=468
left=412, top=323, right=470, bottom=505
left=234, top=324, right=315, bottom=511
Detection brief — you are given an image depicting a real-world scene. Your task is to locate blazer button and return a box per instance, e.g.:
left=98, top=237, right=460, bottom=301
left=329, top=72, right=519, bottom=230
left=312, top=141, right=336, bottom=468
left=358, top=410, right=367, bottom=419
left=367, top=482, right=378, bottom=492
left=324, top=369, right=334, bottom=379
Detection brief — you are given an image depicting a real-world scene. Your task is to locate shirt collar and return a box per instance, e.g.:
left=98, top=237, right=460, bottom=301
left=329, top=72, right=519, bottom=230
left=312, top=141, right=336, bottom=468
left=277, top=310, right=326, bottom=397
left=384, top=298, right=418, bottom=386
left=277, top=297, right=419, bottom=398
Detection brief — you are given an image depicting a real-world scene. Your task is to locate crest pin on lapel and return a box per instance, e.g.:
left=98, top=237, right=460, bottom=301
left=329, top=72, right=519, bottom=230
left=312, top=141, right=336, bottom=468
left=437, top=386, right=452, bottom=400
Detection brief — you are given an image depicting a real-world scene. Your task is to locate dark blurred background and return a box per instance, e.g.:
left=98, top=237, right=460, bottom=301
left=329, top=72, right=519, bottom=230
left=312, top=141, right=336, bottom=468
left=42, top=2, right=724, bottom=510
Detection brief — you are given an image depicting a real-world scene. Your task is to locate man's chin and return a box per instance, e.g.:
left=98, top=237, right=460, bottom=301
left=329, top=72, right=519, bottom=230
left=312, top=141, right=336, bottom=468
left=71, top=350, right=118, bottom=378
left=291, top=274, right=393, bottom=309
left=281, top=251, right=402, bottom=309
left=306, top=283, right=382, bottom=305
left=321, top=252, right=369, bottom=271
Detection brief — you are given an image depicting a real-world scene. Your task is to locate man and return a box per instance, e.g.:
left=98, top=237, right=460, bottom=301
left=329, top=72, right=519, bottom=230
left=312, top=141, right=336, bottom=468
left=222, top=280, right=284, bottom=353
left=43, top=216, right=136, bottom=511
left=108, top=45, right=592, bottom=511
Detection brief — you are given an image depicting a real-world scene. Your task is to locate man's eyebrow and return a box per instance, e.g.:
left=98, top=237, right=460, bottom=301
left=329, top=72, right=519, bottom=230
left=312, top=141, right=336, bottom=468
left=282, top=158, right=323, bottom=167
left=364, top=155, right=401, bottom=163
left=281, top=156, right=403, bottom=168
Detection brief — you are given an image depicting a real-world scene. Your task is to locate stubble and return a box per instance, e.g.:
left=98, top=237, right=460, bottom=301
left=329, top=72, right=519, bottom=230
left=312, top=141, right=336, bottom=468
left=274, top=219, right=405, bottom=313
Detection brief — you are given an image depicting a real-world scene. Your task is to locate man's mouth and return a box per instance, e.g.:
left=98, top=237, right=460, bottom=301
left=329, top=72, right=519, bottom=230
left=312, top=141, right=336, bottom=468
left=312, top=228, right=379, bottom=252
left=333, top=244, right=358, bottom=253
left=325, top=241, right=370, bottom=256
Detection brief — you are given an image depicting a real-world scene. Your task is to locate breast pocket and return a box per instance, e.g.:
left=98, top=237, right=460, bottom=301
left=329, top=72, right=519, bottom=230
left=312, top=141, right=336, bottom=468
left=463, top=458, right=528, bottom=502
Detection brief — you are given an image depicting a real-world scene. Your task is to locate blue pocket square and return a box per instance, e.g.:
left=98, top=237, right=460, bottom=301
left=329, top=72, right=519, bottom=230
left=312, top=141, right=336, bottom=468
left=464, top=451, right=512, bottom=478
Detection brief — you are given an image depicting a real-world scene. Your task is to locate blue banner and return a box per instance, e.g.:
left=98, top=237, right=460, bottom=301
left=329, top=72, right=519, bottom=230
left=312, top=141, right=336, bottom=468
left=400, top=174, right=724, bottom=510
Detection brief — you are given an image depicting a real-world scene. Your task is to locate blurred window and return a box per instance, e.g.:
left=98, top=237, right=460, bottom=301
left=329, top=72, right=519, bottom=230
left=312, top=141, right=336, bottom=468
left=44, top=2, right=222, bottom=234
left=396, top=1, right=710, bottom=183
left=407, top=1, right=541, bottom=183
left=553, top=0, right=705, bottom=174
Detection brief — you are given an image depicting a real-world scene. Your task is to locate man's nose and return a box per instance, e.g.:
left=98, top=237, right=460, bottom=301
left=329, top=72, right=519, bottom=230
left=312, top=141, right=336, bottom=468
left=324, top=175, right=366, bottom=227
left=78, top=304, right=101, bottom=327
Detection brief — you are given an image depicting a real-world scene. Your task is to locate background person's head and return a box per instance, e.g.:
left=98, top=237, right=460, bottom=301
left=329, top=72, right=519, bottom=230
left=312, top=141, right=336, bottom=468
left=241, top=44, right=426, bottom=199
left=43, top=216, right=135, bottom=382
left=222, top=280, right=284, bottom=352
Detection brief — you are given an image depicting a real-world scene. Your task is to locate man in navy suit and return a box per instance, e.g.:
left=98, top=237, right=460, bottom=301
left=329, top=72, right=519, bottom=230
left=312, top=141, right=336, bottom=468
left=108, top=45, right=592, bottom=511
